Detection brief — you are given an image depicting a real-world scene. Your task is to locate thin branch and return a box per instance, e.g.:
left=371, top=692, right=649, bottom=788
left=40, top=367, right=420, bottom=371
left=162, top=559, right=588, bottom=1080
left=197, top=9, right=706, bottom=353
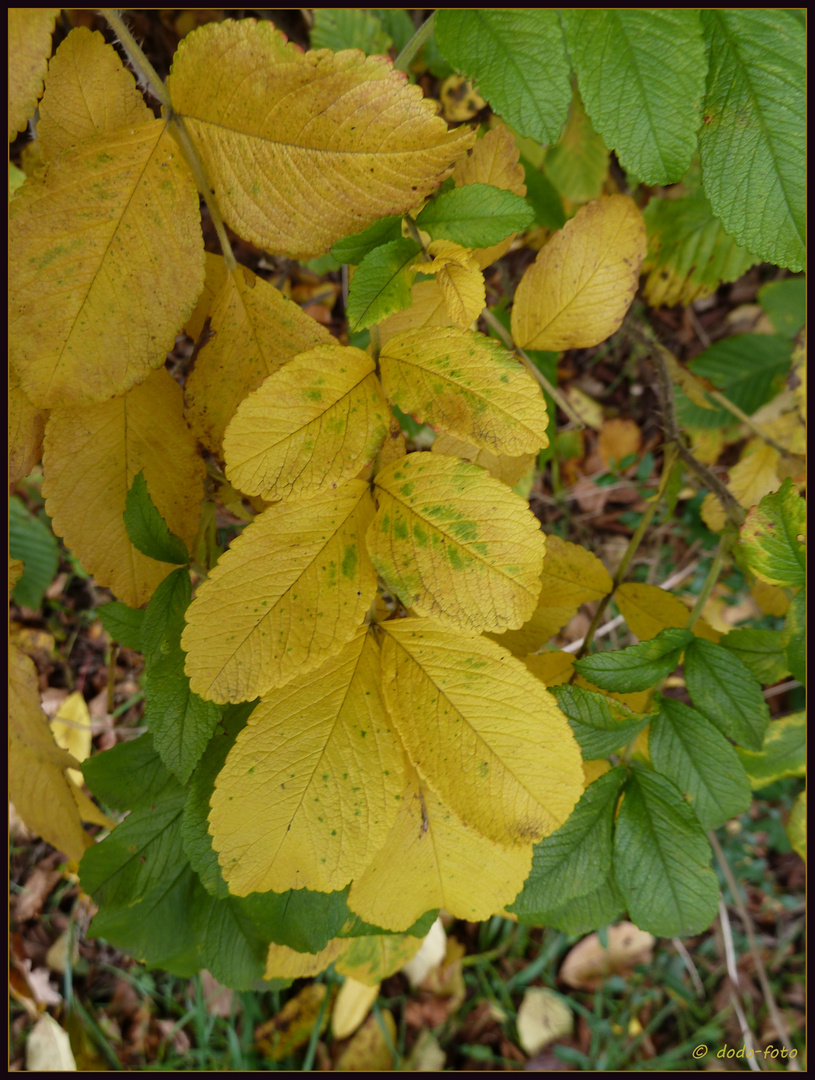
left=101, top=9, right=172, bottom=109
left=717, top=898, right=763, bottom=1071
left=394, top=11, right=436, bottom=72
left=684, top=532, right=730, bottom=633
left=707, top=389, right=792, bottom=457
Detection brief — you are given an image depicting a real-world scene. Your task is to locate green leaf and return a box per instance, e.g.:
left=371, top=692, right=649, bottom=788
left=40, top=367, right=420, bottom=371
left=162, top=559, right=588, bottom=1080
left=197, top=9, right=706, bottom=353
left=338, top=908, right=439, bottom=941
left=757, top=277, right=806, bottom=339
left=345, top=238, right=420, bottom=331
left=435, top=10, right=571, bottom=143
left=550, top=685, right=651, bottom=760
left=740, top=479, right=806, bottom=588
left=649, top=696, right=752, bottom=830
left=9, top=497, right=59, bottom=610
left=539, top=875, right=627, bottom=937
left=543, top=90, right=609, bottom=204
left=574, top=629, right=692, bottom=693
left=641, top=181, right=757, bottom=308
left=195, top=894, right=277, bottom=991
left=684, top=638, right=770, bottom=751
left=371, top=9, right=416, bottom=53
left=613, top=766, right=720, bottom=937
left=520, top=158, right=566, bottom=230
left=331, top=215, right=403, bottom=265
left=235, top=889, right=352, bottom=957
left=509, top=768, right=626, bottom=922
left=310, top=9, right=391, bottom=54
left=675, top=335, right=792, bottom=430
left=97, top=601, right=145, bottom=652
left=9, top=161, right=27, bottom=197
left=561, top=10, right=706, bottom=184
left=416, top=183, right=534, bottom=247
left=781, top=588, right=805, bottom=685
left=720, top=627, right=790, bottom=685
left=699, top=10, right=805, bottom=272
left=735, top=712, right=805, bottom=790
left=142, top=569, right=222, bottom=783
left=81, top=733, right=174, bottom=812
left=123, top=471, right=189, bottom=566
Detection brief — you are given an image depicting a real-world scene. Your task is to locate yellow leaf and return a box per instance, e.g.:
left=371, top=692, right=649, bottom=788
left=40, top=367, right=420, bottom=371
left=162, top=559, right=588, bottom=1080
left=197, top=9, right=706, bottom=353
left=615, top=582, right=721, bottom=644
left=9, top=364, right=45, bottom=487
left=597, top=418, right=642, bottom=469
left=50, top=691, right=92, bottom=787
left=490, top=535, right=611, bottom=655
left=792, top=330, right=806, bottom=427
left=184, top=261, right=332, bottom=454
left=750, top=579, right=790, bottom=618
left=184, top=251, right=229, bottom=343
left=583, top=759, right=612, bottom=786
left=9, top=123, right=205, bottom=409
left=182, top=480, right=377, bottom=703
left=8, top=8, right=59, bottom=141
left=432, top=432, right=535, bottom=489
left=379, top=327, right=548, bottom=455
left=42, top=368, right=204, bottom=607
left=9, top=556, right=25, bottom=594
left=511, top=195, right=646, bottom=352
left=523, top=650, right=576, bottom=686
left=686, top=425, right=728, bottom=465
left=369, top=453, right=545, bottom=634
left=701, top=440, right=781, bottom=533
left=662, top=351, right=717, bottom=411
left=348, top=755, right=533, bottom=931
left=573, top=676, right=652, bottom=719
left=517, top=987, right=573, bottom=1055
left=25, top=1013, right=77, bottom=1072
left=561, top=385, right=604, bottom=431
left=69, top=779, right=116, bottom=830
left=8, top=643, right=91, bottom=862
left=209, top=629, right=403, bottom=894
left=256, top=983, right=332, bottom=1061
left=380, top=618, right=583, bottom=847
left=335, top=1008, right=397, bottom=1072
left=336, top=934, right=423, bottom=985
left=224, top=345, right=389, bottom=502
left=38, top=27, right=150, bottom=159
left=787, top=788, right=805, bottom=861
left=332, top=978, right=380, bottom=1041
left=560, top=922, right=654, bottom=991
left=264, top=940, right=346, bottom=982
left=167, top=19, right=474, bottom=258
left=453, top=123, right=527, bottom=269
left=378, top=279, right=454, bottom=346
left=418, top=240, right=486, bottom=327
left=440, top=73, right=486, bottom=122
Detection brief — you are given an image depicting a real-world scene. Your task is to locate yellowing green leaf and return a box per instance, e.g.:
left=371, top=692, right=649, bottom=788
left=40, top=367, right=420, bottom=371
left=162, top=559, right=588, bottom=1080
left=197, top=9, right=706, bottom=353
left=378, top=279, right=454, bottom=346
left=701, top=441, right=781, bottom=533
left=185, top=261, right=331, bottom=454
left=511, top=195, right=646, bottom=352
left=336, top=934, right=422, bottom=985
left=453, top=123, right=527, bottom=268
left=369, top=453, right=545, bottom=634
left=38, top=27, right=150, bottom=159
left=9, top=122, right=204, bottom=409
left=182, top=481, right=377, bottom=703
left=379, top=327, right=548, bottom=456
left=740, top=479, right=806, bottom=588
left=224, top=345, right=389, bottom=502
left=787, top=788, right=805, bottom=860
left=523, top=650, right=576, bottom=686
left=265, top=940, right=346, bottom=981
left=380, top=618, right=583, bottom=847
left=9, top=642, right=91, bottom=862
left=9, top=556, right=25, bottom=595
left=42, top=368, right=204, bottom=607
left=418, top=240, right=485, bottom=327
left=208, top=630, right=403, bottom=894
left=348, top=755, right=533, bottom=931
left=9, top=364, right=45, bottom=486
left=8, top=8, right=59, bottom=141
left=167, top=19, right=474, bottom=258
left=661, top=350, right=717, bottom=411
left=431, top=432, right=535, bottom=489
left=544, top=91, right=610, bottom=204
left=615, top=582, right=721, bottom=644
left=490, top=535, right=612, bottom=655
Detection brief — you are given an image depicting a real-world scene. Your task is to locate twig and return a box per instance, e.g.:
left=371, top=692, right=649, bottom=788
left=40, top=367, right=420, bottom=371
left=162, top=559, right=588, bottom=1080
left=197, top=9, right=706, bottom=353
left=672, top=937, right=705, bottom=1000
left=763, top=679, right=801, bottom=700
left=394, top=11, right=436, bottom=72
left=707, top=389, right=792, bottom=457
left=709, top=831, right=801, bottom=1068
left=684, top=531, right=730, bottom=633
left=717, top=897, right=763, bottom=1071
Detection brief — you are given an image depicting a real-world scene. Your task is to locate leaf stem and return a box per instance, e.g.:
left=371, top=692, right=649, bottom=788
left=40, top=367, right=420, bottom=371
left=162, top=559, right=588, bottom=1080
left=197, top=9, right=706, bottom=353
left=394, top=11, right=436, bottom=72
left=100, top=9, right=172, bottom=110
left=169, top=117, right=237, bottom=271
left=480, top=308, right=585, bottom=429
left=707, top=389, right=791, bottom=457
left=684, top=531, right=731, bottom=633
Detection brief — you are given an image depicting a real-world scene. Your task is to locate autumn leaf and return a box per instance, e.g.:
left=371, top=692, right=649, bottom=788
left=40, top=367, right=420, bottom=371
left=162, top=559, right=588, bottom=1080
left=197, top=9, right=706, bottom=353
left=417, top=239, right=486, bottom=327
left=335, top=933, right=423, bottom=985
left=208, top=629, right=403, bottom=894
left=380, top=618, right=583, bottom=847
left=182, top=481, right=377, bottom=703
left=431, top=432, right=535, bottom=489
left=615, top=583, right=721, bottom=644
left=166, top=19, right=474, bottom=258
left=9, top=364, right=45, bottom=487
left=511, top=195, right=646, bottom=351
left=348, top=754, right=533, bottom=931
left=379, top=327, right=548, bottom=456
left=42, top=368, right=204, bottom=607
left=8, top=8, right=59, bottom=141
left=378, top=279, right=454, bottom=345
left=368, top=453, right=545, bottom=633
left=701, top=441, right=782, bottom=532
left=224, top=345, right=389, bottom=502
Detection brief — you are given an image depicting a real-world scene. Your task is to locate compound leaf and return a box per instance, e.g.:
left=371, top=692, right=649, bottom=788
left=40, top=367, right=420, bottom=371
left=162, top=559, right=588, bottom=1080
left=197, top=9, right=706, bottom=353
left=378, top=327, right=548, bottom=456
left=348, top=754, right=533, bottom=931
left=574, top=628, right=692, bottom=694
left=8, top=7, right=59, bottom=140
left=167, top=19, right=473, bottom=258
left=720, top=627, right=790, bottom=685
left=224, top=345, right=389, bottom=502
left=684, top=638, right=769, bottom=751
left=182, top=481, right=377, bottom=703
left=209, top=629, right=404, bottom=894
left=550, top=684, right=650, bottom=761
left=562, top=9, right=706, bottom=185
left=369, top=453, right=545, bottom=634
left=380, top=618, right=583, bottom=848
left=42, top=368, right=205, bottom=607
left=700, top=10, right=805, bottom=271
left=511, top=195, right=646, bottom=352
